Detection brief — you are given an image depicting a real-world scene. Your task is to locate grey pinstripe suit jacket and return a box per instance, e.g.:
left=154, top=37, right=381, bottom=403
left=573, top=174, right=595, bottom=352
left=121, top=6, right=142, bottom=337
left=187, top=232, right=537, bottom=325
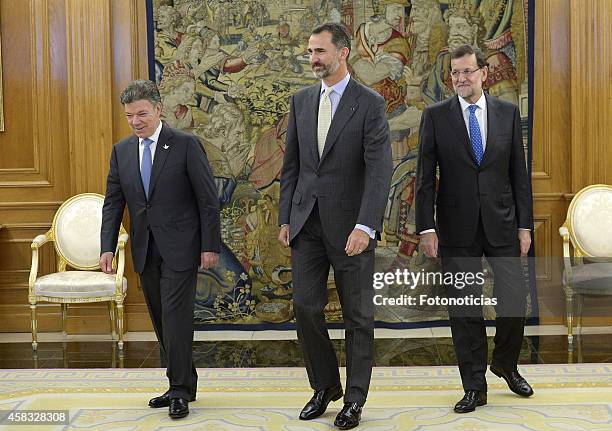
left=279, top=78, right=392, bottom=250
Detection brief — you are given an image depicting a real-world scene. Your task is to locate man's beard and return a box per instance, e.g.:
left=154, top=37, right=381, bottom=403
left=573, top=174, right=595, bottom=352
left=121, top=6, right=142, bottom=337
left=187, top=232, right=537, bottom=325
left=312, top=56, right=340, bottom=79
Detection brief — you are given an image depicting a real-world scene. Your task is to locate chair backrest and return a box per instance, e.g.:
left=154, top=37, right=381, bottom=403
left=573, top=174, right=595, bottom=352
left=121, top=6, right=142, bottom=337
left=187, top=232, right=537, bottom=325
left=567, top=184, right=612, bottom=258
left=52, top=193, right=106, bottom=270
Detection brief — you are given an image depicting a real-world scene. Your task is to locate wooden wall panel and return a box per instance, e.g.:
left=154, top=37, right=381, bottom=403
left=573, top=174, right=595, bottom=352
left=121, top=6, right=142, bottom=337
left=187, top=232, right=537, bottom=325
left=0, top=0, right=152, bottom=335
left=65, top=0, right=113, bottom=195
left=0, top=0, right=35, bottom=171
left=1, top=0, right=611, bottom=334
left=569, top=0, right=612, bottom=188
left=530, top=0, right=569, bottom=323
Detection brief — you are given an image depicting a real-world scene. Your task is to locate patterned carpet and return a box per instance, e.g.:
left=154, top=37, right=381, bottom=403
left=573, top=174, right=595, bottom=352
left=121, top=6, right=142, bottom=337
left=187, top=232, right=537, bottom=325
left=1, top=365, right=611, bottom=430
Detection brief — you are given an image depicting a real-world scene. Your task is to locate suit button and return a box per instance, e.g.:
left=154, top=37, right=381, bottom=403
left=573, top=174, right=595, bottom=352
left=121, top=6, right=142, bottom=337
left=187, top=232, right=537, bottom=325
left=146, top=204, right=151, bottom=209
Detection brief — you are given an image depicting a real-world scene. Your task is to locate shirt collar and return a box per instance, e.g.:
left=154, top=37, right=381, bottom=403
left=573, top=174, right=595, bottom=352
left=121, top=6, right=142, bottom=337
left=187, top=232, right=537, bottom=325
left=139, top=121, right=163, bottom=146
left=458, top=91, right=487, bottom=112
left=320, top=73, right=351, bottom=97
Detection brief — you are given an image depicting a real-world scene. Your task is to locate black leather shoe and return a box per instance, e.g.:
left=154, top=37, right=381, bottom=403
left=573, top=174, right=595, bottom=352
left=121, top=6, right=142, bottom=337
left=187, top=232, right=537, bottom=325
left=334, top=402, right=362, bottom=430
left=149, top=391, right=196, bottom=408
left=490, top=365, right=534, bottom=397
left=169, top=398, right=189, bottom=419
left=149, top=391, right=171, bottom=408
left=299, top=384, right=343, bottom=420
left=454, top=390, right=487, bottom=413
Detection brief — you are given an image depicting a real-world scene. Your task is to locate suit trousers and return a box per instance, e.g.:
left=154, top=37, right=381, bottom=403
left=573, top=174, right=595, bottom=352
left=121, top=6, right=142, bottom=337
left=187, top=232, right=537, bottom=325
left=440, top=219, right=527, bottom=392
left=140, top=233, right=198, bottom=400
left=291, top=203, right=375, bottom=405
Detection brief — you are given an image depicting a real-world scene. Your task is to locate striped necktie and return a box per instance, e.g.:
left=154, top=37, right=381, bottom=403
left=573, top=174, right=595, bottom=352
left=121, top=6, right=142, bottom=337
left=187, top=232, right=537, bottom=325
left=317, top=86, right=333, bottom=158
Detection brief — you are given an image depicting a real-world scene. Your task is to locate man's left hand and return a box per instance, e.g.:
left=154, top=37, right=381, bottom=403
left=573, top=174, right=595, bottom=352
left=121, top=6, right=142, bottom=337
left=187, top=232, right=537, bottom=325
left=345, top=229, right=370, bottom=256
left=200, top=252, right=219, bottom=269
left=518, top=230, right=531, bottom=256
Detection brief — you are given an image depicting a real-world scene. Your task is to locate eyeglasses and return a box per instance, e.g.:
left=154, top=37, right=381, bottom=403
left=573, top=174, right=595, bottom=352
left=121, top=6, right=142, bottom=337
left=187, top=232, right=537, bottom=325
left=450, top=67, right=483, bottom=79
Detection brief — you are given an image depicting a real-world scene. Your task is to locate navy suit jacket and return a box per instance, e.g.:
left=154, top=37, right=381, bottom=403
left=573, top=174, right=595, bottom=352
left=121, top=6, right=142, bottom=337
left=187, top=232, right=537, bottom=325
left=415, top=94, right=533, bottom=247
left=101, top=124, right=220, bottom=273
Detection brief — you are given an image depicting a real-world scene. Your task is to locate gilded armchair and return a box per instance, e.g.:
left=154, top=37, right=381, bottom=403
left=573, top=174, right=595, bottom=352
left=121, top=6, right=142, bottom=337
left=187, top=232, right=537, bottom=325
left=29, top=193, right=129, bottom=351
left=559, top=184, right=612, bottom=348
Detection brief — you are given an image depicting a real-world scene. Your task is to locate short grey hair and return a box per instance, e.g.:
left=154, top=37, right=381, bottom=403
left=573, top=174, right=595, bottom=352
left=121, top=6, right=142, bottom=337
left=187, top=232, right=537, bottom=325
left=120, top=80, right=161, bottom=105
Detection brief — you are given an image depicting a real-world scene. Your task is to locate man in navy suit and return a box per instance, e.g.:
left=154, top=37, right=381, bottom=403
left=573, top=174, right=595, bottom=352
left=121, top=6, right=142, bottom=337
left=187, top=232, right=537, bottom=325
left=100, top=80, right=220, bottom=419
left=416, top=45, right=534, bottom=413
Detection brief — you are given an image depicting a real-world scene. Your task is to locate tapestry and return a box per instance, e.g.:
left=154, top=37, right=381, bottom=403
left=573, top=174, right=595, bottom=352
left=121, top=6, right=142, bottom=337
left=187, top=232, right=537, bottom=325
left=147, top=0, right=535, bottom=328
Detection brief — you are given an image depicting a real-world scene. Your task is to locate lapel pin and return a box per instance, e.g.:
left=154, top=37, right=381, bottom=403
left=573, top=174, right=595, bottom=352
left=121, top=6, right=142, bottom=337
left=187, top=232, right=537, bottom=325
left=163, top=144, right=169, bottom=149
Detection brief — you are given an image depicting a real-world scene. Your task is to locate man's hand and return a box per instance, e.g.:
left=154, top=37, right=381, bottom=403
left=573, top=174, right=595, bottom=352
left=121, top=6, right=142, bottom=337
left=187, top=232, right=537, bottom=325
left=201, top=252, right=219, bottom=269
left=100, top=252, right=115, bottom=274
left=345, top=229, right=370, bottom=256
left=518, top=230, right=531, bottom=256
left=278, top=225, right=290, bottom=247
left=420, top=232, right=438, bottom=258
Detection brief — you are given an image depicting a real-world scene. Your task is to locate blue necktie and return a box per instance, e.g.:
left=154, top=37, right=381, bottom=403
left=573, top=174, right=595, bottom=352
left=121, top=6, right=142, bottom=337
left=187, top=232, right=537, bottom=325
left=468, top=105, right=484, bottom=165
left=141, top=138, right=152, bottom=199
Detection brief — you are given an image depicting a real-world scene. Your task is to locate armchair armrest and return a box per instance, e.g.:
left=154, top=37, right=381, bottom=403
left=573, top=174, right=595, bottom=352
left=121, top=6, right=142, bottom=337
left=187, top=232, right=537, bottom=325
left=32, top=233, right=51, bottom=249
left=117, top=232, right=129, bottom=246
left=29, top=230, right=53, bottom=299
left=559, top=224, right=573, bottom=289
left=114, top=232, right=129, bottom=297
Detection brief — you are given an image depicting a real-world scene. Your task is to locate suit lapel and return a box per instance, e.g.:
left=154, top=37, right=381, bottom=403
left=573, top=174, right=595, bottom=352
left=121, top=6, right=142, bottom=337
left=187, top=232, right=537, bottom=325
left=129, top=135, right=147, bottom=199
left=479, top=93, right=499, bottom=169
left=318, top=78, right=359, bottom=167
left=148, top=124, right=172, bottom=199
left=448, top=95, right=477, bottom=165
left=307, top=84, right=321, bottom=164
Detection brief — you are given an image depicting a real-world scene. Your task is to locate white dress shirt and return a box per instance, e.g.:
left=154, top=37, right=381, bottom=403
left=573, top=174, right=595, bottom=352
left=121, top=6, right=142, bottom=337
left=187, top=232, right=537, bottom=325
left=138, top=121, right=163, bottom=168
left=458, top=92, right=487, bottom=150
left=319, top=72, right=350, bottom=116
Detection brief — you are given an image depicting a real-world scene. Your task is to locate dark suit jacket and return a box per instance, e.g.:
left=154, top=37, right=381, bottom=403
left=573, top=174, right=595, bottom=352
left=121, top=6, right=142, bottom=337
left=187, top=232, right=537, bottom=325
left=415, top=94, right=533, bottom=247
left=101, top=124, right=220, bottom=273
left=278, top=78, right=392, bottom=250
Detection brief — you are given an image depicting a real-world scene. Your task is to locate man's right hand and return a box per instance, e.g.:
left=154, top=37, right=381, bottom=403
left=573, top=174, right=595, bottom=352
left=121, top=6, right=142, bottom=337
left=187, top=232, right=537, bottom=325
left=420, top=232, right=439, bottom=258
left=100, top=252, right=115, bottom=274
left=278, top=225, right=290, bottom=247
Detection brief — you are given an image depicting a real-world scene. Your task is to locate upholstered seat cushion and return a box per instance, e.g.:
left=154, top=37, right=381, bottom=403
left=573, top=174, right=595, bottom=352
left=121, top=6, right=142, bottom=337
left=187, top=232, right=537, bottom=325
left=34, top=271, right=127, bottom=298
left=571, top=262, right=612, bottom=294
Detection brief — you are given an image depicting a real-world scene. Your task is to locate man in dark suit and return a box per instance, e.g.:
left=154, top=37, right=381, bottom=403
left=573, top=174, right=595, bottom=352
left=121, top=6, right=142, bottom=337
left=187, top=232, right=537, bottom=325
left=415, top=44, right=534, bottom=413
left=100, top=80, right=220, bottom=419
left=278, top=23, right=392, bottom=430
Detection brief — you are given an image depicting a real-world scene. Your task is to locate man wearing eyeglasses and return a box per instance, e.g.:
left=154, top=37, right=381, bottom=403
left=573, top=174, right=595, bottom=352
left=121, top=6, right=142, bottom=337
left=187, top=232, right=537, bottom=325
left=415, top=44, right=534, bottom=413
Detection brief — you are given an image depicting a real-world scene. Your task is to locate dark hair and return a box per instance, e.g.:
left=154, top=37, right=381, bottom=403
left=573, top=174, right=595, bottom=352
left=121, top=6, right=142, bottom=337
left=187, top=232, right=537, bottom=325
left=450, top=44, right=487, bottom=69
left=120, top=80, right=161, bottom=105
left=311, top=22, right=351, bottom=55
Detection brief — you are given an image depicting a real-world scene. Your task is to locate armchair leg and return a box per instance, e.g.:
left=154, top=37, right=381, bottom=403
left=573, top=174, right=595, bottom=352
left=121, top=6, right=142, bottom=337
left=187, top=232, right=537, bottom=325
left=61, top=304, right=68, bottom=337
left=117, top=302, right=124, bottom=350
left=30, top=303, right=38, bottom=351
left=566, top=291, right=574, bottom=350
left=576, top=294, right=584, bottom=337
left=108, top=301, right=117, bottom=340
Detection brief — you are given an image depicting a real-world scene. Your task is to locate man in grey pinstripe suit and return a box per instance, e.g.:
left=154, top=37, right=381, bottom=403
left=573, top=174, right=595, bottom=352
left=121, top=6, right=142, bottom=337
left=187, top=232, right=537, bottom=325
left=278, top=23, right=392, bottom=430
